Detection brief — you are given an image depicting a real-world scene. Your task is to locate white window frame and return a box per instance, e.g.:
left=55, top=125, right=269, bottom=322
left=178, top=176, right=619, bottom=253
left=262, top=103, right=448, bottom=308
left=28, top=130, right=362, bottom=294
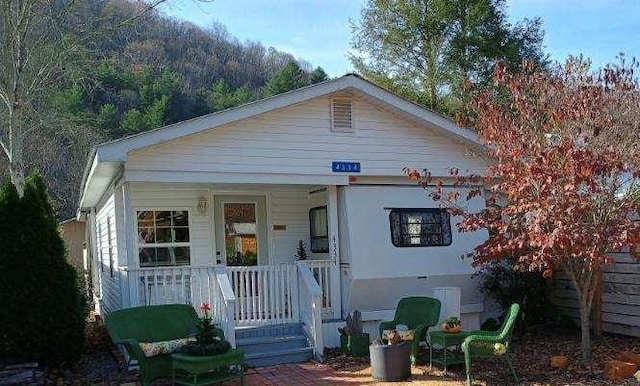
left=135, top=208, right=192, bottom=268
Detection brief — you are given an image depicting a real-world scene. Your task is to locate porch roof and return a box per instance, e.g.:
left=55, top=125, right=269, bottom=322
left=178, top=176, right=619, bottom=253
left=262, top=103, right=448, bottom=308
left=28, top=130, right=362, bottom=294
left=78, top=74, right=481, bottom=213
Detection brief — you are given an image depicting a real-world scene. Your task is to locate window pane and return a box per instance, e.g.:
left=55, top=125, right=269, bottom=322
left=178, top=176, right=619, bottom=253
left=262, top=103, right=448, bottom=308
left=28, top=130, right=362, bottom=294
left=310, top=207, right=328, bottom=237
left=309, top=206, right=329, bottom=253
left=139, top=248, right=156, bottom=267
left=156, top=248, right=171, bottom=265
left=311, top=237, right=329, bottom=253
left=155, top=228, right=172, bottom=243
left=173, top=247, right=190, bottom=265
left=389, top=209, right=452, bottom=247
left=173, top=211, right=189, bottom=227
left=224, top=203, right=258, bottom=266
left=138, top=226, right=155, bottom=244
left=155, top=211, right=172, bottom=227
left=173, top=227, right=190, bottom=242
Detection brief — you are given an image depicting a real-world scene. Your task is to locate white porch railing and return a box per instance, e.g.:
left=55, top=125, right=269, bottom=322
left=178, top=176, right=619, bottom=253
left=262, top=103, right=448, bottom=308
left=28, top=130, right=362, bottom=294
left=296, top=263, right=324, bottom=360
left=124, top=266, right=237, bottom=347
left=124, top=261, right=337, bottom=342
left=227, top=265, right=298, bottom=326
left=301, top=259, right=338, bottom=318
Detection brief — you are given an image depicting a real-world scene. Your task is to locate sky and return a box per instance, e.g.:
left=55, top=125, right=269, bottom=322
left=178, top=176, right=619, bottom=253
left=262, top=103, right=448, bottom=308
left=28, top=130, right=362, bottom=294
left=159, top=0, right=640, bottom=77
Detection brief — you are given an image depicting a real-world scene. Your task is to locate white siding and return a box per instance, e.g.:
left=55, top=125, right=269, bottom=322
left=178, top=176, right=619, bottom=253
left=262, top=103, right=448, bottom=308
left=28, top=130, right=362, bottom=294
left=125, top=183, right=313, bottom=267
left=95, top=193, right=121, bottom=314
left=126, top=96, right=485, bottom=179
left=341, top=185, right=486, bottom=280
left=128, top=183, right=213, bottom=267
left=269, top=189, right=310, bottom=264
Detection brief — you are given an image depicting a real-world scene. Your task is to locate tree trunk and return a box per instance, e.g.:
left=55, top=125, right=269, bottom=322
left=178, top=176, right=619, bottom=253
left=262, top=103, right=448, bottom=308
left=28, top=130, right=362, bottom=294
left=565, top=261, right=599, bottom=364
left=10, top=160, right=25, bottom=196
left=7, top=104, right=25, bottom=196
left=592, top=270, right=603, bottom=339
left=578, top=293, right=591, bottom=363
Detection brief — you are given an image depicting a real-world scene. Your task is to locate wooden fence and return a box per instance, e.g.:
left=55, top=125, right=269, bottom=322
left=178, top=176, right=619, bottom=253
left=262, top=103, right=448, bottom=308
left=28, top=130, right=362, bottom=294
left=553, top=252, right=640, bottom=337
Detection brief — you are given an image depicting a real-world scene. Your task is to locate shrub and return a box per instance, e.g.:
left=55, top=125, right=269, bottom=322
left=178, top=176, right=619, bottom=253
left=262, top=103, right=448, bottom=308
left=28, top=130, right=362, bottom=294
left=475, top=256, right=557, bottom=331
left=0, top=174, right=86, bottom=367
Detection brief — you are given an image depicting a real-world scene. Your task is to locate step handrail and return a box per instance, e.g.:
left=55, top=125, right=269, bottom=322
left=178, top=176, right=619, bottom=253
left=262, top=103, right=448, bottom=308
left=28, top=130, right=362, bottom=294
left=296, top=262, right=324, bottom=360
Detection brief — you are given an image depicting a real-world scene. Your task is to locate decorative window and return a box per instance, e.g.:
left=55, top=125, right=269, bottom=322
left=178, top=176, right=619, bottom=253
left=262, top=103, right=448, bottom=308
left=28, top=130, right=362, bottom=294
left=389, top=208, right=452, bottom=247
left=331, top=97, right=353, bottom=132
left=309, top=206, right=329, bottom=253
left=137, top=210, right=191, bottom=267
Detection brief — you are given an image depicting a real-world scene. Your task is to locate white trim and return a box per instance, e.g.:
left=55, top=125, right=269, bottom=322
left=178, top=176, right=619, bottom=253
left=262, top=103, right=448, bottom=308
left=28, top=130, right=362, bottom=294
left=123, top=170, right=351, bottom=186
left=266, top=192, right=274, bottom=265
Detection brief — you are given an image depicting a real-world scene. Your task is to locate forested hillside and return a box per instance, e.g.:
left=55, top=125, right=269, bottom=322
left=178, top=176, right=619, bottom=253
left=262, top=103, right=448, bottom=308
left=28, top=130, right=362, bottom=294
left=1, top=0, right=327, bottom=219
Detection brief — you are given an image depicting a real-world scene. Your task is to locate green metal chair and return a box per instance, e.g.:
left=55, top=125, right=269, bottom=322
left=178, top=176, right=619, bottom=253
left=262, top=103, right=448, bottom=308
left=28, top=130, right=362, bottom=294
left=461, top=303, right=520, bottom=386
left=378, top=296, right=442, bottom=365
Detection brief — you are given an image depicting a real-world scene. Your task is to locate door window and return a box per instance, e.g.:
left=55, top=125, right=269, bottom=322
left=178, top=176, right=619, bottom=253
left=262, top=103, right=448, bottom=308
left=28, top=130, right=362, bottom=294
left=223, top=203, right=258, bottom=266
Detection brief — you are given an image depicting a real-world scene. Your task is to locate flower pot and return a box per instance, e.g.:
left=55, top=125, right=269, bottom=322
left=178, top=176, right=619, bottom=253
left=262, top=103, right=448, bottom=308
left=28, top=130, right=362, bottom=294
left=370, top=342, right=411, bottom=381
left=341, top=333, right=370, bottom=357
left=340, top=334, right=349, bottom=353
left=441, top=323, right=461, bottom=334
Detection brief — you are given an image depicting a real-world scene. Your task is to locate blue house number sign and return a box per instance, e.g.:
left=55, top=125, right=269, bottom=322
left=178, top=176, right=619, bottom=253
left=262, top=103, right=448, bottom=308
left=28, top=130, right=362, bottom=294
left=332, top=161, right=361, bottom=173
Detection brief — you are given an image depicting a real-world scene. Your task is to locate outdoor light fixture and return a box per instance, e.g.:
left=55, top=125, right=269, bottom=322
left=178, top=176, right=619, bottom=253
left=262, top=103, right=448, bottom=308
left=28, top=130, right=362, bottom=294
left=197, top=196, right=209, bottom=215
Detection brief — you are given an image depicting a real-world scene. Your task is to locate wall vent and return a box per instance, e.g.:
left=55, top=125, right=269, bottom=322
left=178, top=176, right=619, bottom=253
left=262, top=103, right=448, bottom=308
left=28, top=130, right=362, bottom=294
left=331, top=98, right=353, bottom=132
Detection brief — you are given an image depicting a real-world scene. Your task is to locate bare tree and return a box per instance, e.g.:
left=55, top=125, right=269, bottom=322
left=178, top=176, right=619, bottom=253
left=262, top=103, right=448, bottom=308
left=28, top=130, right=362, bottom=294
left=0, top=0, right=176, bottom=196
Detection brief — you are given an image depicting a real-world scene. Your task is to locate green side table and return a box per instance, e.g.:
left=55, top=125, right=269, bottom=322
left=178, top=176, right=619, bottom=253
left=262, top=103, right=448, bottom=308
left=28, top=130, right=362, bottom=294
left=171, top=348, right=245, bottom=386
left=429, top=330, right=469, bottom=375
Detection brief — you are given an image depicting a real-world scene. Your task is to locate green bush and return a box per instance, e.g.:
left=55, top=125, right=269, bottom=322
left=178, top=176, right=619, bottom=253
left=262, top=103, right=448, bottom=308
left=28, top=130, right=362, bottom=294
left=475, top=257, right=557, bottom=331
left=0, top=174, right=86, bottom=367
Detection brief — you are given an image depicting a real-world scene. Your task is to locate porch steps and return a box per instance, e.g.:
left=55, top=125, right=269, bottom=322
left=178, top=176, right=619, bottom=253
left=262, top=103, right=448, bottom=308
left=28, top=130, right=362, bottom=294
left=235, top=323, right=313, bottom=367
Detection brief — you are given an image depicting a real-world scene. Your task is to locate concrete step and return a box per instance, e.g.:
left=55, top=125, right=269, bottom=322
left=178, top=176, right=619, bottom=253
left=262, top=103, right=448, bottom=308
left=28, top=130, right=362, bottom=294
left=244, top=346, right=314, bottom=368
left=235, top=323, right=313, bottom=367
left=235, top=323, right=305, bottom=340
left=237, top=334, right=309, bottom=355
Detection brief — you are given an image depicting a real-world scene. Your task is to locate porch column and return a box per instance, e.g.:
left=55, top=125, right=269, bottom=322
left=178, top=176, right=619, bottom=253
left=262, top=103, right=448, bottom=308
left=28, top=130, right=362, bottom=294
left=326, top=185, right=342, bottom=319
left=121, top=182, right=136, bottom=308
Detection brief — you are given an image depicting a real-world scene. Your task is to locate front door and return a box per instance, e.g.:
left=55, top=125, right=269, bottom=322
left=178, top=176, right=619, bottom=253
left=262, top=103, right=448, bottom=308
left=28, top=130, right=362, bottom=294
left=214, top=195, right=268, bottom=266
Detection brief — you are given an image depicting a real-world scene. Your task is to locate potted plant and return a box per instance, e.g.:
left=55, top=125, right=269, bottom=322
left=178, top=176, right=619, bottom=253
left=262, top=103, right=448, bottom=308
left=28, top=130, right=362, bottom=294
left=441, top=316, right=461, bottom=334
left=179, top=303, right=231, bottom=356
left=338, top=310, right=370, bottom=357
left=295, top=240, right=308, bottom=260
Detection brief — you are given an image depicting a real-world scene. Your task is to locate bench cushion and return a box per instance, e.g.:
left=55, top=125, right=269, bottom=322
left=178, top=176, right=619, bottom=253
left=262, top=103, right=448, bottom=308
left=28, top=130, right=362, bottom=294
left=140, top=338, right=196, bottom=357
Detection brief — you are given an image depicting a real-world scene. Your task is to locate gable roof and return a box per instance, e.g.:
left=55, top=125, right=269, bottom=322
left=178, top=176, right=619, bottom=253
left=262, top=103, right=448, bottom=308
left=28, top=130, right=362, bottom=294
left=78, top=73, right=480, bottom=212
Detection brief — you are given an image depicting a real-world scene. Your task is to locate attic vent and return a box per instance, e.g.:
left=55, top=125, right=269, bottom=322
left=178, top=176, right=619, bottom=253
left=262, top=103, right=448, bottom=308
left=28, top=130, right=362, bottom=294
left=331, top=98, right=353, bottom=132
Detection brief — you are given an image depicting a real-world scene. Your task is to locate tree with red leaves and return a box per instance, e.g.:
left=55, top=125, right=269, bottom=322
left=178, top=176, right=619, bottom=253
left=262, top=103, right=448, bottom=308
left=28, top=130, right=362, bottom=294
left=408, top=57, right=640, bottom=362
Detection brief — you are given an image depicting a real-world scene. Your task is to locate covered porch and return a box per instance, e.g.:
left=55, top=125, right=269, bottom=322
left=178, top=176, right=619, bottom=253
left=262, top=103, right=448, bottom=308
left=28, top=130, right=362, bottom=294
left=95, top=181, right=346, bottom=360
left=119, top=260, right=338, bottom=358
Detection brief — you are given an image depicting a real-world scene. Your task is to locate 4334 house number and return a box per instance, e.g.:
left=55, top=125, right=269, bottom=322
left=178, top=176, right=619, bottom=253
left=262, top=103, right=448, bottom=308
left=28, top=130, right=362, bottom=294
left=332, top=162, right=361, bottom=173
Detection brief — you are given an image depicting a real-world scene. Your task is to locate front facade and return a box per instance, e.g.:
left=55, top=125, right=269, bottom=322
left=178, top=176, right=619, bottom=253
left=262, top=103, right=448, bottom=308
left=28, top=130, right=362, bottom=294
left=79, top=74, right=488, bottom=357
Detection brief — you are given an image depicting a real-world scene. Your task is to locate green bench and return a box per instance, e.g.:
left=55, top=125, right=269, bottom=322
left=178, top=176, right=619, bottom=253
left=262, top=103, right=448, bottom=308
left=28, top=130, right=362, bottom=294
left=105, top=304, right=243, bottom=386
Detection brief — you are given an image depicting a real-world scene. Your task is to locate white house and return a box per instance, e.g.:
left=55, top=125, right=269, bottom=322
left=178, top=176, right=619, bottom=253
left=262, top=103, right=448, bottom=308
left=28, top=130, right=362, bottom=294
left=78, top=74, right=489, bottom=365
